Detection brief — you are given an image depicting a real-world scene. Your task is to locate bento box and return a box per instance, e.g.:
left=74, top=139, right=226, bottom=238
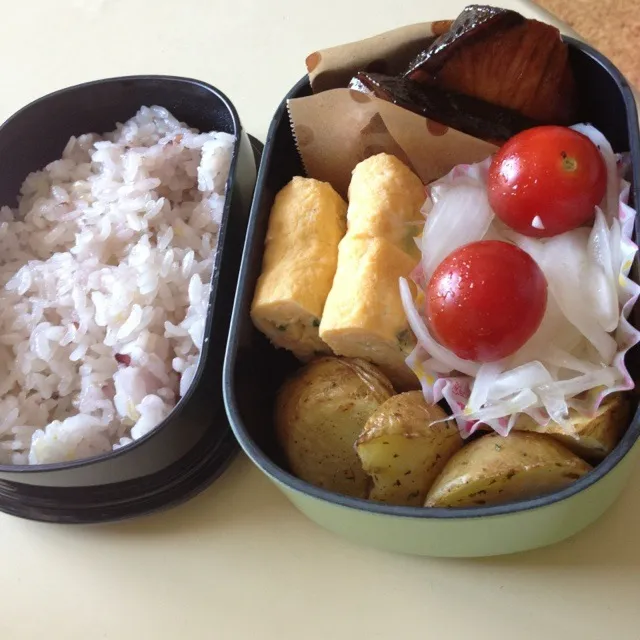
left=223, top=28, right=640, bottom=558
left=0, top=76, right=258, bottom=522
left=0, top=5, right=638, bottom=548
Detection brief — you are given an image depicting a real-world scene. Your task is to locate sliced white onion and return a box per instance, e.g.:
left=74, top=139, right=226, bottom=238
left=609, top=217, right=623, bottom=283
left=571, top=123, right=619, bottom=222
left=480, top=227, right=505, bottom=242
left=421, top=181, right=493, bottom=279
left=508, top=293, right=582, bottom=367
left=398, top=277, right=479, bottom=377
left=487, top=359, right=569, bottom=426
left=533, top=229, right=617, bottom=363
left=538, top=367, right=619, bottom=399
left=428, top=182, right=450, bottom=206
left=575, top=339, right=611, bottom=368
left=544, top=345, right=603, bottom=374
left=420, top=195, right=434, bottom=217
left=465, top=389, right=538, bottom=423
left=467, top=362, right=502, bottom=412
left=487, top=362, right=552, bottom=402
left=546, top=363, right=561, bottom=379
left=586, top=207, right=618, bottom=332
left=503, top=229, right=545, bottom=261
left=423, top=358, right=454, bottom=374
left=537, top=384, right=570, bottom=427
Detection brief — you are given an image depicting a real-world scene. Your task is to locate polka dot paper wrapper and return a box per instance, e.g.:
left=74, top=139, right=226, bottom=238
left=288, top=21, right=496, bottom=199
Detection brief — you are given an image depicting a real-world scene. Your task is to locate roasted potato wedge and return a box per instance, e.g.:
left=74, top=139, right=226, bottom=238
left=356, top=391, right=463, bottom=505
left=425, top=431, right=592, bottom=508
left=275, top=357, right=394, bottom=498
left=514, top=392, right=631, bottom=462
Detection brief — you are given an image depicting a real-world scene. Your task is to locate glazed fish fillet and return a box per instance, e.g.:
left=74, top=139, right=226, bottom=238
left=251, top=177, right=347, bottom=360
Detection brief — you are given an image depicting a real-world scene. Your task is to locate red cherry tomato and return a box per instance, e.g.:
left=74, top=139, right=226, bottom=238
left=426, top=240, right=547, bottom=362
left=487, top=126, right=607, bottom=238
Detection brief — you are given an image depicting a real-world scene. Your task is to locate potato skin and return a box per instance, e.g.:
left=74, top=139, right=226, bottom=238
left=275, top=357, right=394, bottom=498
left=514, top=392, right=631, bottom=462
left=425, top=431, right=592, bottom=508
left=356, top=391, right=463, bottom=506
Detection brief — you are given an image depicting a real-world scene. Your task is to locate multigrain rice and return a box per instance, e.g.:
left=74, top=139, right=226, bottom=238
left=0, top=106, right=234, bottom=464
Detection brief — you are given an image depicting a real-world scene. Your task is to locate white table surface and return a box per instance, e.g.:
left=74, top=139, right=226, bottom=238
left=2, top=1, right=640, bottom=639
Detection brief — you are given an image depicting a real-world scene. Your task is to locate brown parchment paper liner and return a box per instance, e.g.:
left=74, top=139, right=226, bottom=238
left=306, top=21, right=446, bottom=94
left=287, top=20, right=498, bottom=198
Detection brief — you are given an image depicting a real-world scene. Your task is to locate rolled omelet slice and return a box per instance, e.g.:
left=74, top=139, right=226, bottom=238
left=251, top=177, right=347, bottom=361
left=319, top=236, right=418, bottom=390
left=346, top=153, right=425, bottom=258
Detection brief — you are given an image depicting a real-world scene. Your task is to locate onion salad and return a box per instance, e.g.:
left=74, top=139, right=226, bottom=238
left=401, top=124, right=640, bottom=437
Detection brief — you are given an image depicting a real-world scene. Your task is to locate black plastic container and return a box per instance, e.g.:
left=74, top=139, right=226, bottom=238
left=222, top=38, right=640, bottom=556
left=0, top=76, right=258, bottom=522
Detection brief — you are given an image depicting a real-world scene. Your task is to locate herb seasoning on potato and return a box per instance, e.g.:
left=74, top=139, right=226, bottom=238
left=356, top=392, right=463, bottom=506
left=275, top=357, right=394, bottom=498
left=425, top=432, right=592, bottom=508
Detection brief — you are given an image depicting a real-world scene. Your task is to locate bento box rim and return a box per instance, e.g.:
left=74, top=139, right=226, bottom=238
left=0, top=74, right=244, bottom=473
left=223, top=36, right=640, bottom=520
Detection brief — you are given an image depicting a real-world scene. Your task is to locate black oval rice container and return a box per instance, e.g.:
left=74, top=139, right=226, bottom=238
left=0, top=76, right=259, bottom=523
left=222, top=37, right=640, bottom=556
